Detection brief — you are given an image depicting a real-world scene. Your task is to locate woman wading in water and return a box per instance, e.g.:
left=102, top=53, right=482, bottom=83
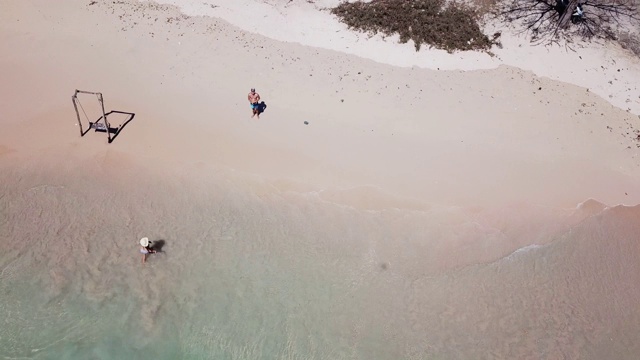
left=139, top=237, right=156, bottom=264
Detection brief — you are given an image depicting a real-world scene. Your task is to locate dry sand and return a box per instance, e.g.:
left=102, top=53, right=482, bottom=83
left=1, top=0, right=640, bottom=358
left=155, top=0, right=640, bottom=115
left=2, top=0, right=640, bottom=207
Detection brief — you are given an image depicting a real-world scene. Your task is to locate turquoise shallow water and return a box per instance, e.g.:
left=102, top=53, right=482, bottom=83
left=2, top=156, right=640, bottom=359
left=0, top=158, right=409, bottom=359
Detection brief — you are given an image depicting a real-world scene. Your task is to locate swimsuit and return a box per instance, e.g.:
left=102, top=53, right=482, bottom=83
left=250, top=103, right=258, bottom=109
left=140, top=247, right=149, bottom=254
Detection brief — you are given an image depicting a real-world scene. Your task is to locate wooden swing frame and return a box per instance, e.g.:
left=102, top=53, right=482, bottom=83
left=72, top=89, right=112, bottom=143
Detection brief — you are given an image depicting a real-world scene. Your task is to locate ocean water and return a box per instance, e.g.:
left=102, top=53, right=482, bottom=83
left=2, top=153, right=640, bottom=359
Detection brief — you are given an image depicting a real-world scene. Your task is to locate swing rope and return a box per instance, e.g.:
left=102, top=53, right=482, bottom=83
left=77, top=97, right=91, bottom=124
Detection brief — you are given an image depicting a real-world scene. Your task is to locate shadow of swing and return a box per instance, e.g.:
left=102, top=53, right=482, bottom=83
left=73, top=90, right=135, bottom=144
left=82, top=110, right=135, bottom=143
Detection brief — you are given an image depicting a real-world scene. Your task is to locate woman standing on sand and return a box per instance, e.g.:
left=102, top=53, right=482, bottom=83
left=139, top=237, right=156, bottom=264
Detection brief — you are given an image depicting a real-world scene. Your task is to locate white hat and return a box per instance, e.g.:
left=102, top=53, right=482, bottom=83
left=140, top=237, right=150, bottom=247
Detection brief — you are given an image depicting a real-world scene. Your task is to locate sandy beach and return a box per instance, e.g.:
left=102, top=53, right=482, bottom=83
left=1, top=0, right=640, bottom=358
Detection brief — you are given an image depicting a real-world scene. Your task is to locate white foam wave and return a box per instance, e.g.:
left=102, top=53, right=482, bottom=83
left=502, top=244, right=544, bottom=261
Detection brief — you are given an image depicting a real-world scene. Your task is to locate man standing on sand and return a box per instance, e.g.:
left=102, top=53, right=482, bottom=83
left=248, top=88, right=261, bottom=118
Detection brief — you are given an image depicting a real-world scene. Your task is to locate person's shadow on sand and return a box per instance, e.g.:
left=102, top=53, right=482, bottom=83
left=150, top=239, right=166, bottom=253
left=257, top=101, right=267, bottom=115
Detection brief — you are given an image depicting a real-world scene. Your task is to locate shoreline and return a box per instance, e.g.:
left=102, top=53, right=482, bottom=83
left=3, top=1, right=640, bottom=358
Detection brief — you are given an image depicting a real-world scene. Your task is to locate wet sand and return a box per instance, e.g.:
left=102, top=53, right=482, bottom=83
left=2, top=151, right=640, bottom=358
